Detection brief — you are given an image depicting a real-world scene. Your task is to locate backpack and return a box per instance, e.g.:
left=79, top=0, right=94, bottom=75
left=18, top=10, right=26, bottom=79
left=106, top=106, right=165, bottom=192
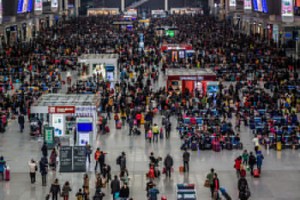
left=116, top=156, right=121, bottom=165
left=238, top=178, right=248, bottom=192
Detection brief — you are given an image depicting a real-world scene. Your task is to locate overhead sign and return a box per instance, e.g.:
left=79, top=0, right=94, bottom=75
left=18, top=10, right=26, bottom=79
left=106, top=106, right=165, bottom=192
left=76, top=117, right=93, bottom=123
left=180, top=76, right=203, bottom=81
left=48, top=106, right=75, bottom=114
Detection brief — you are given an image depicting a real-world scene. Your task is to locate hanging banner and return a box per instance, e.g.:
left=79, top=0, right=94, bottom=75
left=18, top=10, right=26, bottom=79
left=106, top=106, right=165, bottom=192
left=44, top=127, right=54, bottom=148
left=244, top=0, right=252, bottom=10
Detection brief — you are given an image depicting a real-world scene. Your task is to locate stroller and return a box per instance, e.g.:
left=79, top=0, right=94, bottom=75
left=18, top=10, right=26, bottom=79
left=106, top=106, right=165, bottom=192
left=219, top=187, right=232, bottom=200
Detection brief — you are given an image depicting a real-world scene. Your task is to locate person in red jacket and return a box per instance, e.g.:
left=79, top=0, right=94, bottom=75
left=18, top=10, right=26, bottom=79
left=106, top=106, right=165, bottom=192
left=135, top=113, right=142, bottom=127
left=234, top=156, right=243, bottom=178
left=212, top=173, right=220, bottom=199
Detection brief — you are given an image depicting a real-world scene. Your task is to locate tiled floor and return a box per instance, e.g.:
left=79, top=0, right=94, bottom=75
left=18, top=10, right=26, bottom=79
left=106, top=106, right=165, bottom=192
left=1, top=74, right=300, bottom=200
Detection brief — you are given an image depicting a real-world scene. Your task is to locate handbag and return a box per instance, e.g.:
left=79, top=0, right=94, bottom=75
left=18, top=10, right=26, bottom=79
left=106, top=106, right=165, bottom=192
left=204, top=179, right=210, bottom=188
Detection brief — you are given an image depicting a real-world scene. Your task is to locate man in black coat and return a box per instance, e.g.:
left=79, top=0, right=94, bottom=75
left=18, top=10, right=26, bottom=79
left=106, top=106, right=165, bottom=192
left=98, top=151, right=105, bottom=174
left=164, top=154, right=174, bottom=178
left=110, top=175, right=120, bottom=200
left=18, top=114, right=25, bottom=133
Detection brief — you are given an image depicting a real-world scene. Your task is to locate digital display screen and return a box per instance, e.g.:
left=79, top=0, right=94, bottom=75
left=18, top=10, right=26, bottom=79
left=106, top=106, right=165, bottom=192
left=17, top=0, right=33, bottom=13
left=165, top=30, right=175, bottom=37
left=282, top=0, right=293, bottom=16
left=77, top=123, right=93, bottom=132
left=34, top=0, right=42, bottom=11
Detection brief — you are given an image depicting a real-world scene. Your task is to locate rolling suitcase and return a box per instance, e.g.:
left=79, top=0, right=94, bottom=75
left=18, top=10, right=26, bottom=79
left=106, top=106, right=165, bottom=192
left=105, top=126, right=110, bottom=133
left=225, top=143, right=233, bottom=150
left=5, top=167, right=10, bottom=181
left=253, top=169, right=260, bottom=177
left=213, top=142, right=221, bottom=152
left=116, top=121, right=122, bottom=129
left=191, top=141, right=198, bottom=151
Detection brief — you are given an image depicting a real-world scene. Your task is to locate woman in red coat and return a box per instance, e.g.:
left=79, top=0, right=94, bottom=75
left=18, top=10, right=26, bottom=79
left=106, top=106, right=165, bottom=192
left=234, top=156, right=243, bottom=178
left=147, top=165, right=155, bottom=179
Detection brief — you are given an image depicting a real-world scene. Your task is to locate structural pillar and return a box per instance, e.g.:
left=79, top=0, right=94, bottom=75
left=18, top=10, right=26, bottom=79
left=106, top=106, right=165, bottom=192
left=165, top=0, right=168, bottom=11
left=121, top=0, right=125, bottom=12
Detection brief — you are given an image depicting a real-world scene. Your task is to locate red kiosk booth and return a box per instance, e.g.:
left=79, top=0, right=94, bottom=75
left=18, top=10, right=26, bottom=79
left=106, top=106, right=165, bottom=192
left=166, top=68, right=217, bottom=96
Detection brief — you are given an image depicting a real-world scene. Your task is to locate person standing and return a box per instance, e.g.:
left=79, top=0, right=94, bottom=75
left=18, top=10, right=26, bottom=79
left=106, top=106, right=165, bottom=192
left=148, top=185, right=160, bottom=200
left=165, top=121, right=171, bottom=139
left=242, top=150, right=249, bottom=166
left=248, top=152, right=256, bottom=176
left=110, top=175, right=121, bottom=200
left=163, top=154, right=174, bottom=178
left=85, top=142, right=92, bottom=163
left=152, top=123, right=159, bottom=142
left=206, top=168, right=215, bottom=198
left=18, top=114, right=25, bottom=133
left=28, top=159, right=38, bottom=183
left=119, top=183, right=130, bottom=200
left=94, top=148, right=101, bottom=171
left=39, top=156, right=48, bottom=186
left=238, top=177, right=250, bottom=200
left=182, top=148, right=190, bottom=172
left=93, top=188, right=105, bottom=200
left=49, top=179, right=61, bottom=200
left=61, top=181, right=72, bottom=200
left=234, top=156, right=242, bottom=178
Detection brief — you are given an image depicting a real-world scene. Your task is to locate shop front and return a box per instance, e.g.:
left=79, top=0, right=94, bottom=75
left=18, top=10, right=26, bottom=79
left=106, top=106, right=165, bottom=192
left=30, top=94, right=98, bottom=146
left=166, top=69, right=217, bottom=96
left=87, top=8, right=120, bottom=16
left=161, top=43, right=193, bottom=62
left=78, top=54, right=119, bottom=87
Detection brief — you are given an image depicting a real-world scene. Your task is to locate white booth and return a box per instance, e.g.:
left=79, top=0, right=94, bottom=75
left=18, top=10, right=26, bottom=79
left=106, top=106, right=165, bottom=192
left=78, top=54, right=119, bottom=87
left=30, top=94, right=99, bottom=146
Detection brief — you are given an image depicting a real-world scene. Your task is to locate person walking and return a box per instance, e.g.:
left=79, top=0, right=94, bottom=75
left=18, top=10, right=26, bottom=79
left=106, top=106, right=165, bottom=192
left=41, top=142, right=48, bottom=158
left=242, top=150, right=249, bottom=166
left=182, top=148, right=190, bottom=172
left=39, top=156, right=48, bottom=186
left=238, top=177, right=250, bottom=200
left=206, top=168, right=215, bottom=198
left=61, top=181, right=72, bottom=200
left=148, top=185, right=160, bottom=200
left=110, top=175, right=121, bottom=200
left=18, top=113, right=25, bottom=133
left=83, top=174, right=90, bottom=199
left=93, top=188, right=105, bottom=200
left=256, top=152, right=264, bottom=173
left=248, top=152, right=256, bottom=176
left=117, top=152, right=127, bottom=171
left=163, top=154, right=174, bottom=178
left=49, top=179, right=61, bottom=200
left=152, top=123, right=159, bottom=142
left=234, top=156, right=243, bottom=178
left=98, top=151, right=105, bottom=174
left=49, top=148, right=57, bottom=170
left=119, top=183, right=130, bottom=200
left=212, top=173, right=220, bottom=200
left=85, top=142, right=92, bottom=164
left=0, top=156, right=6, bottom=180
left=94, top=148, right=101, bottom=171
left=28, top=159, right=38, bottom=183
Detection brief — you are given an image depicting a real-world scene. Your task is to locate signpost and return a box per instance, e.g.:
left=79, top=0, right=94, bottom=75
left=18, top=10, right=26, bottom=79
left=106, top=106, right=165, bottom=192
left=59, top=146, right=73, bottom=172
left=73, top=146, right=86, bottom=172
left=44, top=127, right=54, bottom=148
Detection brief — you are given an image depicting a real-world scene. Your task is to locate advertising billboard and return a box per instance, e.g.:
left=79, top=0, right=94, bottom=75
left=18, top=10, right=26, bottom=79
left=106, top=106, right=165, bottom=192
left=51, top=0, right=58, bottom=8
left=253, top=0, right=268, bottom=13
left=230, top=0, right=236, bottom=7
left=34, top=0, right=42, bottom=11
left=244, top=0, right=252, bottom=10
left=281, top=0, right=293, bottom=16
left=17, top=0, right=33, bottom=13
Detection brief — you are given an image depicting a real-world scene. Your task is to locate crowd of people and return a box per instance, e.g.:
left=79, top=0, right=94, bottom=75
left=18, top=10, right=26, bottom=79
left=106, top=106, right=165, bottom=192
left=0, top=9, right=298, bottom=200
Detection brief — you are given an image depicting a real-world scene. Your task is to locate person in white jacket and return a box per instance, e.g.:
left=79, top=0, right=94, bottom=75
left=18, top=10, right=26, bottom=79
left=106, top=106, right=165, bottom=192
left=28, top=159, right=38, bottom=184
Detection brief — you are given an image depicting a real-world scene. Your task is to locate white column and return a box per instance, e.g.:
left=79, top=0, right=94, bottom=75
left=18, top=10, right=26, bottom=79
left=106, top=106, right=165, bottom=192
left=75, top=0, right=79, bottom=17
left=59, top=0, right=63, bottom=13
left=165, top=0, right=168, bottom=11
left=121, top=0, right=125, bottom=12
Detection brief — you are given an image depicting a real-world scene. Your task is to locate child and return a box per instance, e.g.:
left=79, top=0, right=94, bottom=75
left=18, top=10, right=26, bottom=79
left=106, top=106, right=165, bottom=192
left=75, top=188, right=83, bottom=200
left=242, top=150, right=249, bottom=166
